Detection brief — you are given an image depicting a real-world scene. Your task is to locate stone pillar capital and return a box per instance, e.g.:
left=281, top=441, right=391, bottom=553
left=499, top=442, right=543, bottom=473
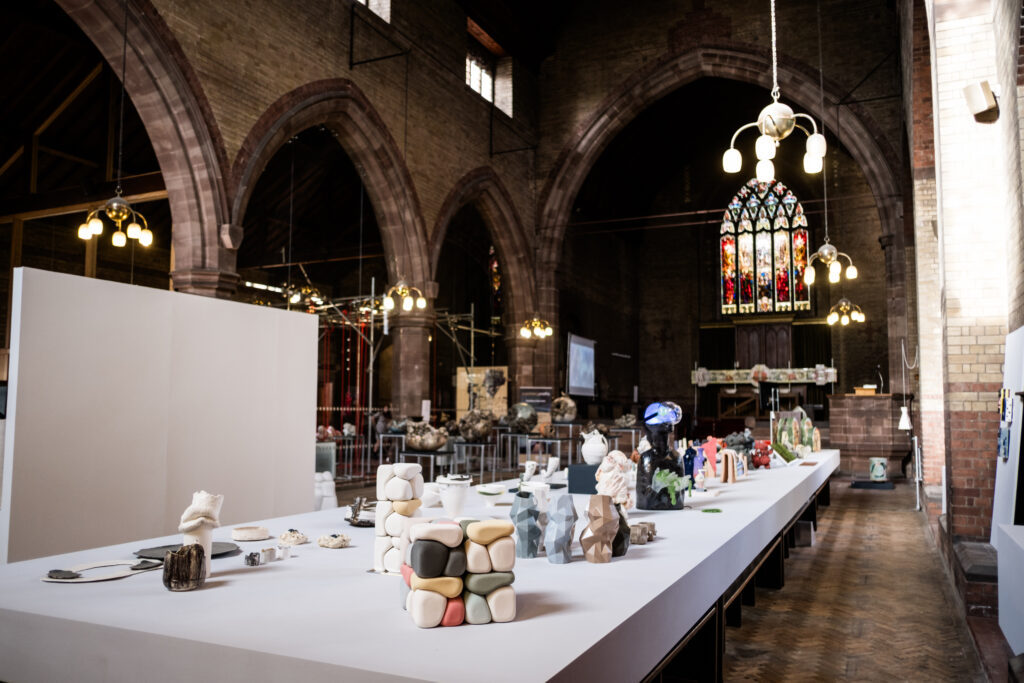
left=171, top=268, right=239, bottom=299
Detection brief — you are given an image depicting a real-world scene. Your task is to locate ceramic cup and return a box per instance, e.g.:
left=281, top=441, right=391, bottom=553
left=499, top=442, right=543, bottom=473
left=437, top=475, right=472, bottom=518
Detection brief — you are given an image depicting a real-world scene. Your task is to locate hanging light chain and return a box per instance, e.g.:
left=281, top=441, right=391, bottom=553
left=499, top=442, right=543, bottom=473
left=770, top=0, right=779, bottom=100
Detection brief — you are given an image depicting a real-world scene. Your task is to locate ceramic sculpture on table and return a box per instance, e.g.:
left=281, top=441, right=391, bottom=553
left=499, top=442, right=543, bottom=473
left=580, top=429, right=609, bottom=465
left=544, top=494, right=578, bottom=563
left=405, top=421, right=448, bottom=451
left=342, top=422, right=357, bottom=437
left=636, top=402, right=688, bottom=510
left=436, top=474, right=472, bottom=518
left=812, top=427, right=822, bottom=451
left=163, top=543, right=205, bottom=591
left=720, top=449, right=742, bottom=484
left=375, top=463, right=425, bottom=574
left=579, top=494, right=619, bottom=563
left=595, top=450, right=634, bottom=511
left=401, top=519, right=516, bottom=627
left=509, top=490, right=542, bottom=558
left=614, top=414, right=637, bottom=428
left=502, top=402, right=538, bottom=434
left=178, top=490, right=224, bottom=579
left=629, top=521, right=656, bottom=545
left=551, top=393, right=577, bottom=423
left=456, top=409, right=496, bottom=442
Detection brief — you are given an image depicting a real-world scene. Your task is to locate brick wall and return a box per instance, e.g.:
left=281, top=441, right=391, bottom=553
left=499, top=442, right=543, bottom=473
left=829, top=394, right=912, bottom=475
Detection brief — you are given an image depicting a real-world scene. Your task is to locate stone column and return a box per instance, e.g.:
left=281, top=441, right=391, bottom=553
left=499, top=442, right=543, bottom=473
left=171, top=268, right=240, bottom=298
left=533, top=251, right=559, bottom=390
left=390, top=310, right=434, bottom=420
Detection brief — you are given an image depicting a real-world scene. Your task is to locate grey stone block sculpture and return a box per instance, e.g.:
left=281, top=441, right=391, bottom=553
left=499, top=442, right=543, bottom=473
left=544, top=493, right=578, bottom=564
left=510, top=491, right=542, bottom=559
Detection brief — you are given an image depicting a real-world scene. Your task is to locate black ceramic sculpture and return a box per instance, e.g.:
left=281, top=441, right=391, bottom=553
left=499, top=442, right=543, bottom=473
left=163, top=543, right=206, bottom=591
left=611, top=504, right=631, bottom=557
left=636, top=402, right=688, bottom=511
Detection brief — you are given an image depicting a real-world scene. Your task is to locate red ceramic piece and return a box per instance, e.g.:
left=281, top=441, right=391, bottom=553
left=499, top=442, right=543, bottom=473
left=441, top=596, right=465, bottom=626
left=400, top=562, right=414, bottom=587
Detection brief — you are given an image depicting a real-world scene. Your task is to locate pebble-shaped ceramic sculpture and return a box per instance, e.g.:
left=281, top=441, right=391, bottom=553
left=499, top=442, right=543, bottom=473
left=374, top=463, right=423, bottom=574
left=544, top=493, right=578, bottom=564
left=402, top=519, right=516, bottom=628
left=509, top=491, right=542, bottom=558
left=579, top=495, right=619, bottom=563
left=317, top=533, right=351, bottom=549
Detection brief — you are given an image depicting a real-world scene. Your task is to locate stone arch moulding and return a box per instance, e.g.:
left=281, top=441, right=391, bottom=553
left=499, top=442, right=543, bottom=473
left=536, top=44, right=902, bottom=271
left=429, top=167, right=537, bottom=328
left=57, top=0, right=233, bottom=296
left=230, top=79, right=430, bottom=288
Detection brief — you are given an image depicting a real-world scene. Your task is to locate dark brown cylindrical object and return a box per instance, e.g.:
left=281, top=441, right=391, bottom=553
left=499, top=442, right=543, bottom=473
left=163, top=543, right=206, bottom=592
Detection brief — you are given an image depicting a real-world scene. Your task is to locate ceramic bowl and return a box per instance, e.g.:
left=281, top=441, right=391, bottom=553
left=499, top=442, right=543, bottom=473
left=476, top=484, right=507, bottom=507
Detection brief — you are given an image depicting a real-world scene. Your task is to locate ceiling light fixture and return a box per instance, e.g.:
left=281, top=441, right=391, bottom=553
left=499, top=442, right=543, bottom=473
left=519, top=317, right=553, bottom=339
left=826, top=297, right=865, bottom=326
left=722, top=0, right=826, bottom=183
left=382, top=281, right=427, bottom=312
left=76, top=0, right=153, bottom=249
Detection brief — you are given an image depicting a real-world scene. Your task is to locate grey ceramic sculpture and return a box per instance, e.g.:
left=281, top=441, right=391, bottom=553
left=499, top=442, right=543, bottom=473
left=509, top=491, right=542, bottom=558
left=544, top=494, right=578, bottom=563
left=405, top=421, right=448, bottom=451
left=502, top=402, right=538, bottom=434
left=551, top=393, right=577, bottom=423
left=456, top=409, right=496, bottom=442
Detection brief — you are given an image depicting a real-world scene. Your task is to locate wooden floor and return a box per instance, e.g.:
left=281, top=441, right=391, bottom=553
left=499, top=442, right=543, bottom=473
left=723, top=480, right=985, bottom=682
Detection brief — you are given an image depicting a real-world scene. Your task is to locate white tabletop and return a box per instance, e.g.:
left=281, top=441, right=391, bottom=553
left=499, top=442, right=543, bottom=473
left=0, top=450, right=838, bottom=683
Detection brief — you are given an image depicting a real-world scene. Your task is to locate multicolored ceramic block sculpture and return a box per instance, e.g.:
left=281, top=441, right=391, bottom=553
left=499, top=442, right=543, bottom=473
left=375, top=463, right=425, bottom=574
left=510, top=490, right=542, bottom=558
left=401, top=519, right=516, bottom=628
left=544, top=493, right=578, bottom=564
left=579, top=494, right=619, bottom=563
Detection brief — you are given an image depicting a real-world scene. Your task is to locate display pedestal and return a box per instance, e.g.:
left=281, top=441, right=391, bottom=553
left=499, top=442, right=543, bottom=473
left=567, top=464, right=599, bottom=494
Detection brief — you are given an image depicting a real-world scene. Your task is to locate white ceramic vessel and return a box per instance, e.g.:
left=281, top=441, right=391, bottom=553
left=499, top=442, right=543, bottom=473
left=436, top=475, right=472, bottom=517
left=580, top=430, right=609, bottom=465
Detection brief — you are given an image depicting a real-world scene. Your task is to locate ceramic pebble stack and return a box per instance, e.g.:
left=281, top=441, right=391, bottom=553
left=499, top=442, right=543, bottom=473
left=401, top=519, right=516, bottom=628
left=374, top=463, right=424, bottom=574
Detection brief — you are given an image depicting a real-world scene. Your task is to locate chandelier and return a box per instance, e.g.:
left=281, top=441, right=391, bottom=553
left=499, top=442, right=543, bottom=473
left=519, top=317, right=553, bottom=339
left=826, top=297, right=865, bottom=326
left=382, top=281, right=426, bottom=312
left=76, top=0, right=153, bottom=249
left=722, top=0, right=826, bottom=182
left=803, top=238, right=857, bottom=285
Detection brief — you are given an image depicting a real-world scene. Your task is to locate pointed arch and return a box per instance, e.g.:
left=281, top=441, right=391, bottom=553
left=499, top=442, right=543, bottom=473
left=430, top=167, right=536, bottom=326
left=58, top=0, right=233, bottom=296
left=230, top=79, right=429, bottom=287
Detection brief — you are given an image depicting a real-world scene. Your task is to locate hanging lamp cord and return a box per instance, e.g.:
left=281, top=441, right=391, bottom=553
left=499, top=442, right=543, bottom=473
left=815, top=0, right=829, bottom=242
left=770, top=0, right=779, bottom=100
left=115, top=0, right=128, bottom=196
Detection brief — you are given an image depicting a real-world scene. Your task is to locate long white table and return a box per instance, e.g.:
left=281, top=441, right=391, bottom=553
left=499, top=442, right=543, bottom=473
left=0, top=450, right=838, bottom=682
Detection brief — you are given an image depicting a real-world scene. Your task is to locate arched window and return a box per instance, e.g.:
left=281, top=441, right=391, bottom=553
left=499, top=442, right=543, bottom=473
left=720, top=179, right=810, bottom=315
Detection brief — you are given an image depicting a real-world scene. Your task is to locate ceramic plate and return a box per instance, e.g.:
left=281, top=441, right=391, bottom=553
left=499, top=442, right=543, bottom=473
left=134, top=542, right=240, bottom=560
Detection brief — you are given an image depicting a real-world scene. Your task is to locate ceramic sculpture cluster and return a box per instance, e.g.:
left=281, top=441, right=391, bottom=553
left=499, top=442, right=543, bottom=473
left=400, top=519, right=516, bottom=628
left=375, top=463, right=425, bottom=574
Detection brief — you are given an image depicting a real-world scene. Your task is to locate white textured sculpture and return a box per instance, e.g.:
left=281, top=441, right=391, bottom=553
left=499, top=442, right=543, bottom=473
left=374, top=463, right=423, bottom=573
left=595, top=450, right=634, bottom=510
left=178, top=490, right=224, bottom=579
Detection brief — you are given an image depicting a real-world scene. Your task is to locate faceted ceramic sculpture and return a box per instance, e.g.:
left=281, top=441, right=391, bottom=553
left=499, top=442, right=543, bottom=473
left=163, top=543, right=205, bottom=591
left=579, top=495, right=619, bottom=563
left=509, top=491, right=542, bottom=558
left=544, top=493, right=578, bottom=564
left=178, top=490, right=223, bottom=579
left=551, top=393, right=577, bottom=423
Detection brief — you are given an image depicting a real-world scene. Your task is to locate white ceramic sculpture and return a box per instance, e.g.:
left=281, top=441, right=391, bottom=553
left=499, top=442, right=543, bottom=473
left=374, top=463, right=424, bottom=574
left=580, top=430, right=609, bottom=465
left=178, top=490, right=224, bottom=579
left=436, top=474, right=472, bottom=518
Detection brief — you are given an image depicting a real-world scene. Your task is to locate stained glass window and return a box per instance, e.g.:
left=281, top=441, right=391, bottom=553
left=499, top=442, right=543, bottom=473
left=720, top=179, right=812, bottom=315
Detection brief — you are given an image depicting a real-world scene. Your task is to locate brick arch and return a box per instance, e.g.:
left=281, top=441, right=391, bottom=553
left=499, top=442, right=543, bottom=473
left=58, top=0, right=233, bottom=296
left=230, top=79, right=430, bottom=288
left=536, top=43, right=902, bottom=269
left=429, top=167, right=536, bottom=327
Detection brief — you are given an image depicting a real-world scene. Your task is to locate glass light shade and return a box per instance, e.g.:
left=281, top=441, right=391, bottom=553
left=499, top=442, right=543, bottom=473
left=89, top=217, right=104, bottom=235
left=803, top=152, right=823, bottom=174
left=112, top=230, right=127, bottom=247
left=289, top=292, right=301, bottom=304
left=722, top=148, right=742, bottom=173
left=139, top=228, right=153, bottom=247
left=126, top=222, right=142, bottom=239
left=807, top=132, right=827, bottom=158
left=898, top=406, right=913, bottom=431
left=520, top=326, right=531, bottom=339
left=382, top=296, right=395, bottom=311
left=544, top=325, right=553, bottom=336
left=840, top=314, right=850, bottom=326
left=416, top=296, right=426, bottom=309
left=402, top=296, right=414, bottom=312
left=826, top=311, right=839, bottom=325
left=78, top=224, right=91, bottom=240
left=755, top=134, right=776, bottom=161
left=755, top=159, right=775, bottom=183
left=803, top=266, right=816, bottom=285
left=828, top=261, right=841, bottom=283
left=846, top=264, right=858, bottom=279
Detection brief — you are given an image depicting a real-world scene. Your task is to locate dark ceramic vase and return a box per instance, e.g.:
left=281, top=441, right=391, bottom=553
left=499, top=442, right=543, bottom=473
left=636, top=452, right=687, bottom=510
left=611, top=504, right=630, bottom=557
left=163, top=543, right=206, bottom=591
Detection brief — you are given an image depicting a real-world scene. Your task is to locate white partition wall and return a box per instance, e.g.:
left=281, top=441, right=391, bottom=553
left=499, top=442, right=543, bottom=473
left=0, top=268, right=317, bottom=563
